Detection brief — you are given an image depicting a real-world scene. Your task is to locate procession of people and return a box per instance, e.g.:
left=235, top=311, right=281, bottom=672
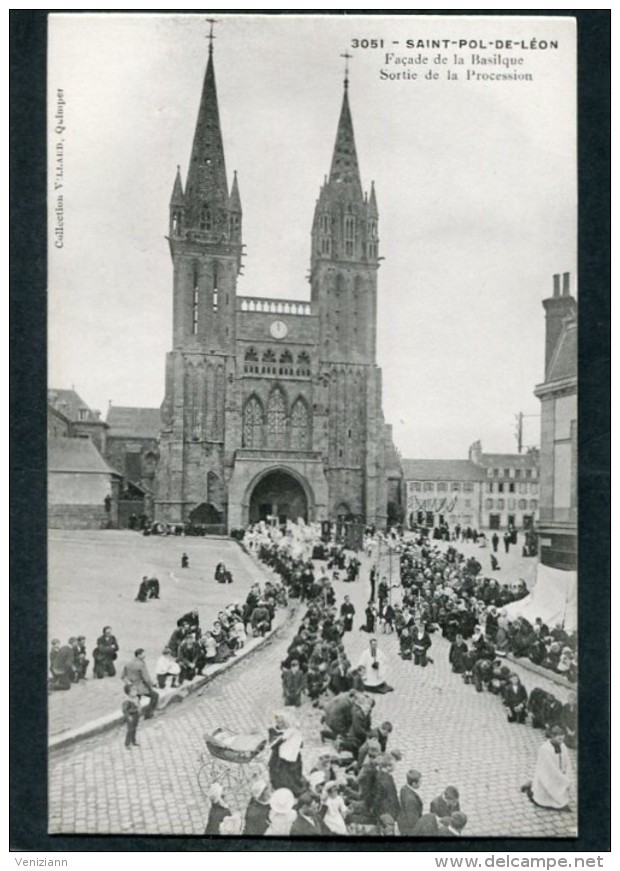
left=49, top=514, right=576, bottom=835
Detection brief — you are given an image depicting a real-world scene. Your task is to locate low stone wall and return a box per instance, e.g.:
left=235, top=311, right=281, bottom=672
left=48, top=504, right=110, bottom=530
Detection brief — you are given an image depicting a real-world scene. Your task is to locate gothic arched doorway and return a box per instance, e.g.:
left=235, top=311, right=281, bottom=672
left=248, top=469, right=309, bottom=525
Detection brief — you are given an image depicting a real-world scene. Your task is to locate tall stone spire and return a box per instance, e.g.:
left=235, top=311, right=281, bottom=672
left=328, top=76, right=363, bottom=200
left=184, top=34, right=229, bottom=227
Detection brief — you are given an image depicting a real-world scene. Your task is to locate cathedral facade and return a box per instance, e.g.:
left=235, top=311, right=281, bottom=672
left=155, top=42, right=401, bottom=531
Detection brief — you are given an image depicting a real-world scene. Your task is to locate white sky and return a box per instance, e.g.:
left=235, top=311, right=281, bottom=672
left=48, top=13, right=577, bottom=459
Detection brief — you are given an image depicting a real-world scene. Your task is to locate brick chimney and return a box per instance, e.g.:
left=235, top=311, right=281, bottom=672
left=542, top=272, right=577, bottom=378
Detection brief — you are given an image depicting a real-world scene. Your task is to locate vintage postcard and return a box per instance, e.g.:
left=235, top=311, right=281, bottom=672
left=47, top=13, right=578, bottom=839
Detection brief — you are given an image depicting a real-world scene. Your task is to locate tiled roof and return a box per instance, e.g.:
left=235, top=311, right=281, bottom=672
left=547, top=321, right=577, bottom=382
left=401, top=459, right=482, bottom=482
left=476, top=453, right=538, bottom=469
left=106, top=406, right=161, bottom=439
left=48, top=437, right=118, bottom=475
left=47, top=387, right=92, bottom=421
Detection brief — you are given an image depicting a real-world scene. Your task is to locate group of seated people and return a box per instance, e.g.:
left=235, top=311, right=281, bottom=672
left=397, top=537, right=577, bottom=683
left=157, top=582, right=285, bottom=688
left=206, top=589, right=470, bottom=839
left=48, top=625, right=120, bottom=689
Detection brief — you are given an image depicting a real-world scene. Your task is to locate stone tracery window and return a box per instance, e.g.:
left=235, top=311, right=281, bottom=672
left=242, top=396, right=263, bottom=448
left=279, top=350, right=294, bottom=376
left=267, top=389, right=286, bottom=447
left=244, top=347, right=259, bottom=373
left=291, top=399, right=310, bottom=450
left=262, top=349, right=276, bottom=375
left=297, top=351, right=311, bottom=377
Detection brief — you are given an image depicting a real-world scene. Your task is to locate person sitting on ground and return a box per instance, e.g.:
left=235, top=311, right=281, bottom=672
left=449, top=632, right=469, bottom=674
left=243, top=780, right=271, bottom=836
left=176, top=608, right=200, bottom=633
left=93, top=626, right=119, bottom=679
left=135, top=576, right=150, bottom=603
left=430, top=785, right=460, bottom=818
left=214, top=562, right=228, bottom=584
left=307, top=663, right=328, bottom=706
left=167, top=621, right=188, bottom=658
left=397, top=769, right=423, bottom=835
left=211, top=621, right=234, bottom=662
left=200, top=631, right=218, bottom=666
left=73, top=636, right=89, bottom=681
left=411, top=619, right=432, bottom=667
left=503, top=673, right=528, bottom=724
left=155, top=646, right=180, bottom=689
left=49, top=638, right=75, bottom=690
left=320, top=692, right=354, bottom=744
left=521, top=725, right=573, bottom=811
left=340, top=693, right=374, bottom=760
left=358, top=637, right=393, bottom=694
left=177, top=630, right=201, bottom=683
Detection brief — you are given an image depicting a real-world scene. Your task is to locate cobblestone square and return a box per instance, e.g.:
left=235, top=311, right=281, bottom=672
left=48, top=544, right=577, bottom=839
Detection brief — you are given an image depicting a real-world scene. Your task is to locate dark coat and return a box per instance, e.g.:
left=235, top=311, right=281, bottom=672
left=397, top=785, right=423, bottom=835
left=290, top=813, right=323, bottom=836
left=204, top=802, right=231, bottom=835
left=412, top=813, right=441, bottom=836
left=372, top=770, right=400, bottom=822
left=243, top=797, right=270, bottom=836
left=323, top=695, right=353, bottom=735
left=429, top=795, right=460, bottom=818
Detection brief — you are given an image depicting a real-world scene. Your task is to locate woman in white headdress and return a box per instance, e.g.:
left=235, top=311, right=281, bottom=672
left=268, top=712, right=306, bottom=796
left=264, top=788, right=297, bottom=836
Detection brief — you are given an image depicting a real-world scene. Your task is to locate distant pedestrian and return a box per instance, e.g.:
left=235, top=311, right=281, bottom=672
left=122, top=684, right=141, bottom=749
left=181, top=552, right=189, bottom=568
left=503, top=532, right=511, bottom=554
left=492, top=533, right=499, bottom=553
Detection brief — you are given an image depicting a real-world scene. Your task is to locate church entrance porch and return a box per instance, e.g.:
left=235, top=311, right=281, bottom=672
left=248, top=470, right=308, bottom=525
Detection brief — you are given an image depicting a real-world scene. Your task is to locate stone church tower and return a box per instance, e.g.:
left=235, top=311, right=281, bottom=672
left=155, top=41, right=401, bottom=531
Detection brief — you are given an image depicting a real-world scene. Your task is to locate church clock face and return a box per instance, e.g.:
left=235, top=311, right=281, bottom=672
left=270, top=320, right=288, bottom=340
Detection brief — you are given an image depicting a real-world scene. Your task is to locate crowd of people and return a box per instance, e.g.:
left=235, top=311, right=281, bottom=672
left=48, top=627, right=119, bottom=691
left=200, top=519, right=577, bottom=835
